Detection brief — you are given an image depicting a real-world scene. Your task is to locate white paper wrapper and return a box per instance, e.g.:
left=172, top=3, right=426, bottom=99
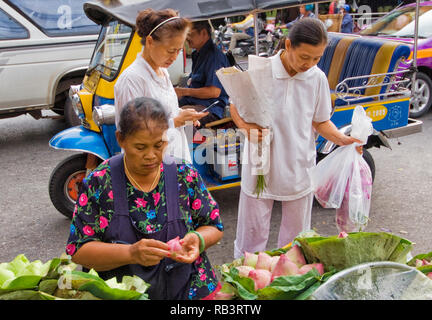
left=216, top=55, right=274, bottom=128
left=216, top=55, right=276, bottom=183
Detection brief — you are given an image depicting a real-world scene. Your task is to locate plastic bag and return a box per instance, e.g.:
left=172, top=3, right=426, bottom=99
left=312, top=106, right=373, bottom=231
left=335, top=153, right=373, bottom=232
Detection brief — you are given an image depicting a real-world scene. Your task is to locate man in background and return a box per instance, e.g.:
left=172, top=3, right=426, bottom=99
left=175, top=21, right=230, bottom=128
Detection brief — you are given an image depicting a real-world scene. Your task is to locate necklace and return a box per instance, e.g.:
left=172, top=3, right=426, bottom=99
left=123, top=156, right=160, bottom=192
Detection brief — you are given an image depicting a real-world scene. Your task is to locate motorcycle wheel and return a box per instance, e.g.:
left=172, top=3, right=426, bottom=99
left=49, top=153, right=88, bottom=219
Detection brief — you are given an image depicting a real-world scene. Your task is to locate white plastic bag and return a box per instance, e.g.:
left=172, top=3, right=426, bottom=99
left=312, top=105, right=374, bottom=231
left=335, top=150, right=373, bottom=232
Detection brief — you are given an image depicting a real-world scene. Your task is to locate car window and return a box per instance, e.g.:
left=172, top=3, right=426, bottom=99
left=8, top=0, right=99, bottom=36
left=394, top=7, right=432, bottom=39
left=361, top=5, right=432, bottom=39
left=0, top=8, right=28, bottom=40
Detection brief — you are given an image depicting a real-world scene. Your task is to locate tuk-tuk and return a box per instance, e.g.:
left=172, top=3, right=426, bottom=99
left=48, top=0, right=423, bottom=219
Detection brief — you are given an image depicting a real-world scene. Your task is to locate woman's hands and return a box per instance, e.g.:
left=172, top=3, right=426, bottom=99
left=168, top=232, right=201, bottom=264
left=174, top=108, right=208, bottom=127
left=129, top=239, right=170, bottom=267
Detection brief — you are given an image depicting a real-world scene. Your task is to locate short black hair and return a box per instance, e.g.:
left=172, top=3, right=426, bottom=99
left=117, top=97, right=169, bottom=140
left=192, top=20, right=212, bottom=36
left=288, top=18, right=328, bottom=48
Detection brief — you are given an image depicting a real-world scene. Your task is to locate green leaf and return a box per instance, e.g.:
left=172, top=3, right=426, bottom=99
left=407, top=251, right=432, bottom=267
left=0, top=275, right=42, bottom=292
left=39, top=279, right=59, bottom=295
left=78, top=280, right=144, bottom=300
left=258, top=269, right=320, bottom=300
left=296, top=232, right=413, bottom=271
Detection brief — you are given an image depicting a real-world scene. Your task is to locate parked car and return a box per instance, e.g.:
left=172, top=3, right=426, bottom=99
left=360, top=1, right=432, bottom=118
left=0, top=0, right=185, bottom=126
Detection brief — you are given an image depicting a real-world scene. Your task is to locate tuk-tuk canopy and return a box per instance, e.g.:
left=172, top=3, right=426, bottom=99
left=84, top=0, right=330, bottom=27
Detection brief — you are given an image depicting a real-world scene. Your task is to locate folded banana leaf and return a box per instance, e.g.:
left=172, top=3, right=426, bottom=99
left=295, top=232, right=413, bottom=272
left=0, top=254, right=149, bottom=300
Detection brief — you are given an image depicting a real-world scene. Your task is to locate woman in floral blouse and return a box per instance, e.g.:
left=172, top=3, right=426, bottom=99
left=66, top=97, right=224, bottom=300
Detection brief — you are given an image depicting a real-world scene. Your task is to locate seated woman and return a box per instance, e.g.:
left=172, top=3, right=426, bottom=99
left=65, top=97, right=224, bottom=300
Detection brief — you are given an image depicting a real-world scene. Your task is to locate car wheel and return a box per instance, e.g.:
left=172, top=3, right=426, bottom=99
left=49, top=153, right=88, bottom=219
left=64, top=96, right=81, bottom=127
left=409, top=72, right=432, bottom=118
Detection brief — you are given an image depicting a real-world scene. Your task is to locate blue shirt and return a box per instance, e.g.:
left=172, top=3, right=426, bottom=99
left=179, top=39, right=230, bottom=119
left=341, top=14, right=353, bottom=33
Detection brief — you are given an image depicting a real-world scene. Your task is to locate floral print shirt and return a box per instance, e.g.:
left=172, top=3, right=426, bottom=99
left=66, top=159, right=223, bottom=300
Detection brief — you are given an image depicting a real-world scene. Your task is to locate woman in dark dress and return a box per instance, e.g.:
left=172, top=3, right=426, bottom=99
left=66, top=97, right=224, bottom=300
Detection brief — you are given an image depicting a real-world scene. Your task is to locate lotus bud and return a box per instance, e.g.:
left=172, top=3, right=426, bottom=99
left=248, top=269, right=273, bottom=290
left=235, top=266, right=255, bottom=278
left=255, top=252, right=273, bottom=271
left=338, top=231, right=348, bottom=238
left=284, top=245, right=306, bottom=268
left=298, top=263, right=325, bottom=276
left=422, top=259, right=431, bottom=266
left=270, top=256, right=280, bottom=272
left=214, top=291, right=235, bottom=300
left=167, top=236, right=182, bottom=257
left=415, top=259, right=424, bottom=268
left=272, top=253, right=299, bottom=278
left=243, top=252, right=258, bottom=268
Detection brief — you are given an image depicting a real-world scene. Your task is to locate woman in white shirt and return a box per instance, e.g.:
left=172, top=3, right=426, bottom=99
left=230, top=18, right=362, bottom=258
left=114, top=8, right=207, bottom=163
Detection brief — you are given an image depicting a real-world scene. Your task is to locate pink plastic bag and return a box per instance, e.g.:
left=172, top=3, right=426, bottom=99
left=335, top=155, right=373, bottom=232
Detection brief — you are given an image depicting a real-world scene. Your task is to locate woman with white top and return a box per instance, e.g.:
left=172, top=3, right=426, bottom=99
left=230, top=18, right=362, bottom=258
left=114, top=8, right=207, bottom=163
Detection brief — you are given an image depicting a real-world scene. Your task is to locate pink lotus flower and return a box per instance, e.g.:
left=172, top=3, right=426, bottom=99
left=284, top=245, right=306, bottom=268
left=298, top=263, right=325, bottom=276
left=83, top=225, right=95, bottom=236
left=153, top=192, right=160, bottom=205
left=210, top=209, right=219, bottom=220
left=66, top=244, right=76, bottom=255
left=134, top=198, right=147, bottom=208
left=167, top=236, right=182, bottom=253
left=191, top=199, right=202, bottom=210
left=235, top=266, right=254, bottom=278
left=108, top=190, right=113, bottom=200
left=186, top=175, right=193, bottom=182
left=99, top=216, right=108, bottom=229
left=272, top=253, right=299, bottom=278
left=256, top=252, right=273, bottom=271
left=243, top=252, right=258, bottom=268
left=248, top=269, right=272, bottom=291
left=78, top=193, right=88, bottom=206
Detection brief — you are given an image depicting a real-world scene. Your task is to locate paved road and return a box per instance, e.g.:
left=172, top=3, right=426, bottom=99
left=0, top=111, right=431, bottom=267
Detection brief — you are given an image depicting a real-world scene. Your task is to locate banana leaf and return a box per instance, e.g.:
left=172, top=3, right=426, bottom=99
left=0, top=289, right=58, bottom=300
left=296, top=232, right=413, bottom=272
left=61, top=270, right=149, bottom=300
